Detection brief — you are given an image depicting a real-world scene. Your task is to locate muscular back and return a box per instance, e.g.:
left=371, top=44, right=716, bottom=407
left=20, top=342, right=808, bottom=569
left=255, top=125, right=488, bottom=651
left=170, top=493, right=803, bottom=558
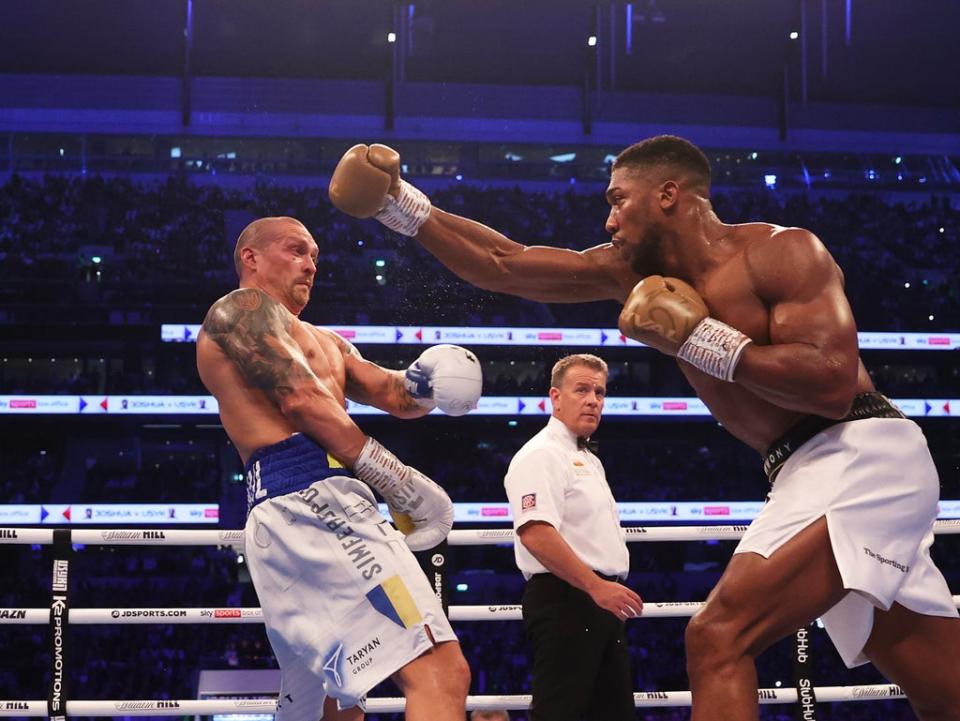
left=197, top=288, right=351, bottom=464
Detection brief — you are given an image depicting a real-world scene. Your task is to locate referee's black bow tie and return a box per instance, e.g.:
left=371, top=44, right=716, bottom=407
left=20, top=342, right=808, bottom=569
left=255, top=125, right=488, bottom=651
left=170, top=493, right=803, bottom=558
left=577, top=436, right=599, bottom=454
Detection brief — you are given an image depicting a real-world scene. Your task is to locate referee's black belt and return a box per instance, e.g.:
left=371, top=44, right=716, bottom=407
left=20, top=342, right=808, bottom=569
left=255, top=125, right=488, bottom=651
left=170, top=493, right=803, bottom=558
left=528, top=571, right=625, bottom=584
left=763, top=392, right=905, bottom=484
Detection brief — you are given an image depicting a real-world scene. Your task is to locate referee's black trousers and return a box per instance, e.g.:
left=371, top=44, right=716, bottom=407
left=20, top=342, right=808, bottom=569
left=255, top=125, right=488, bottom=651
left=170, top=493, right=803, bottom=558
left=522, top=573, right=635, bottom=721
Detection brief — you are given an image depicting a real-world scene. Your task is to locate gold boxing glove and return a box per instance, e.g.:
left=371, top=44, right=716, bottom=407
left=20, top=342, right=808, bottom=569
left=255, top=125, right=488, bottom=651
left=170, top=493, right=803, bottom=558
left=329, top=144, right=431, bottom=236
left=619, top=275, right=751, bottom=382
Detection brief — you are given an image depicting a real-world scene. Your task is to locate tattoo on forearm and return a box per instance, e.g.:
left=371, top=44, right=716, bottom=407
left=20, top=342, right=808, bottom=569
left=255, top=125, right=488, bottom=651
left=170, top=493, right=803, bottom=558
left=390, top=374, right=423, bottom=413
left=202, top=288, right=314, bottom=401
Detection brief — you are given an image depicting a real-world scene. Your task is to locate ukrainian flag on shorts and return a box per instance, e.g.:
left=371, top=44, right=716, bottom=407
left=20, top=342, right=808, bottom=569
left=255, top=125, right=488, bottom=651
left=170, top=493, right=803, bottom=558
left=366, top=575, right=424, bottom=628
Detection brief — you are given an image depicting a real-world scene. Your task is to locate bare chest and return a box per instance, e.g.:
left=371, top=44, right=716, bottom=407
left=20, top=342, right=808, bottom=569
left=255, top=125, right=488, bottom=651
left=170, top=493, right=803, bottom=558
left=678, top=259, right=804, bottom=451
left=290, top=324, right=347, bottom=403
left=698, top=262, right=770, bottom=346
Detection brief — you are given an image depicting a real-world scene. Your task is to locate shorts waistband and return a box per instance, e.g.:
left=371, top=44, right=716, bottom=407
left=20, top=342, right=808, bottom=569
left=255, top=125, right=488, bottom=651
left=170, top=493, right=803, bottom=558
left=244, top=433, right=347, bottom=512
left=763, top=392, right=906, bottom=484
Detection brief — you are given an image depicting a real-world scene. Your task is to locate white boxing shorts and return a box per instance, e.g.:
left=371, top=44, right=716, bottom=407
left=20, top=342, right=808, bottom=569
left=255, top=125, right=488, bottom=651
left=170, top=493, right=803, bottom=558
left=736, top=417, right=957, bottom=668
left=243, top=434, right=456, bottom=720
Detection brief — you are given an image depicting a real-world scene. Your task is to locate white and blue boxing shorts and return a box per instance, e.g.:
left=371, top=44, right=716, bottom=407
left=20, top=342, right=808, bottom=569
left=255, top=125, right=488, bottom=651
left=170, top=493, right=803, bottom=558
left=243, top=434, right=457, bottom=719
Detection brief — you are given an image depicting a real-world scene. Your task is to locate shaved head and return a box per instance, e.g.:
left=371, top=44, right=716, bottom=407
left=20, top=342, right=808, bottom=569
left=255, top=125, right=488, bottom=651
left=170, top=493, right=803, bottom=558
left=233, top=216, right=308, bottom=279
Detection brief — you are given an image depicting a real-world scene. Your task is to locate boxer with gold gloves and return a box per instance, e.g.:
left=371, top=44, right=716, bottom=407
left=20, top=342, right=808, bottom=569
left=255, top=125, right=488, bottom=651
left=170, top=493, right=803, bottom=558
left=329, top=135, right=960, bottom=721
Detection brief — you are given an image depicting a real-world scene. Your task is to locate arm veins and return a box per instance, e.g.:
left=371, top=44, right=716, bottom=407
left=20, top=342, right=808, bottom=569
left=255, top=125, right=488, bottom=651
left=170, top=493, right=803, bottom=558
left=202, top=288, right=317, bottom=401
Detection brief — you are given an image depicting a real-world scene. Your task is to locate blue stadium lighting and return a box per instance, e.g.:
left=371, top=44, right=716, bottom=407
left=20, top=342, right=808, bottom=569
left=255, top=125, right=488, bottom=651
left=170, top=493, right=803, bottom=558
left=91, top=256, right=102, bottom=264
left=823, top=170, right=832, bottom=179
left=455, top=174, right=463, bottom=181
left=764, top=174, right=777, bottom=188
left=59, top=148, right=64, bottom=157
left=749, top=152, right=758, bottom=160
left=456, top=583, right=469, bottom=592
left=375, top=259, right=386, bottom=267
left=550, top=153, right=576, bottom=163
left=170, top=147, right=181, bottom=158
left=507, top=420, right=518, bottom=427
left=897, top=173, right=904, bottom=181
left=504, top=152, right=523, bottom=162
left=356, top=240, right=364, bottom=247
left=866, top=169, right=878, bottom=180
left=894, top=156, right=903, bottom=164
left=919, top=177, right=928, bottom=184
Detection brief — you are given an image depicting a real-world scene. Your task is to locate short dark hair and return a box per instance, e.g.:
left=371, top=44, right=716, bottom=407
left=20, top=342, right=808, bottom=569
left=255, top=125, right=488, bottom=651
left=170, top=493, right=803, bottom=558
left=613, top=134, right=712, bottom=194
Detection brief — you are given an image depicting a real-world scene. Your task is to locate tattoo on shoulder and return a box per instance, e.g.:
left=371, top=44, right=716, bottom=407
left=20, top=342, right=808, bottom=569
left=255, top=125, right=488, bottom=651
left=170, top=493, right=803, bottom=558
left=202, top=289, right=313, bottom=400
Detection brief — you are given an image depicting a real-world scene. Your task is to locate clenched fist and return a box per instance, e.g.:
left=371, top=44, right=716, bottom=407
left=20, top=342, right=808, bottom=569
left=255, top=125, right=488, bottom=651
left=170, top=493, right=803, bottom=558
left=328, top=144, right=402, bottom=218
left=618, top=275, right=752, bottom=382
left=618, top=275, right=708, bottom=354
left=328, top=144, right=432, bottom=237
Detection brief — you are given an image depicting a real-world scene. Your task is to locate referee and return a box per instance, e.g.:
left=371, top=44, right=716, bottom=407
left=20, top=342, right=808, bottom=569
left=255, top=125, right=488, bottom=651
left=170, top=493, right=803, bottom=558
left=504, top=353, right=641, bottom=721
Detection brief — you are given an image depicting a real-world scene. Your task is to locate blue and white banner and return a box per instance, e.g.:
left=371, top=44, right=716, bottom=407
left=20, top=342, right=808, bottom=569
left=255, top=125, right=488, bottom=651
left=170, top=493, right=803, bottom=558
left=162, top=324, right=960, bottom=351
left=0, top=503, right=220, bottom=526
left=1, top=395, right=957, bottom=417
left=1, top=501, right=956, bottom=526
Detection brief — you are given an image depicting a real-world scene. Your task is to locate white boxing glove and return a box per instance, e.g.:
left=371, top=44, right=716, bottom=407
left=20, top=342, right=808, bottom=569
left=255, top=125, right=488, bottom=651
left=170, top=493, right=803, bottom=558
left=404, top=344, right=483, bottom=417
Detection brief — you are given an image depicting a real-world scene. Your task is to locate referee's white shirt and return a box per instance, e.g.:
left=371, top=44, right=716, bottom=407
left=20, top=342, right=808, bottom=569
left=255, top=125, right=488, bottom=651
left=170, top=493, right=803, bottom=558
left=504, top=415, right=629, bottom=580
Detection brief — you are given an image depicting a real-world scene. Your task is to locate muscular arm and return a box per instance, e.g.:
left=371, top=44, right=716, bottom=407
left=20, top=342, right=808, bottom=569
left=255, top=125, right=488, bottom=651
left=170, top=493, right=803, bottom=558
left=417, top=209, right=635, bottom=303
left=518, top=521, right=642, bottom=617
left=733, top=229, right=861, bottom=418
left=320, top=328, right=430, bottom=419
left=201, top=289, right=368, bottom=464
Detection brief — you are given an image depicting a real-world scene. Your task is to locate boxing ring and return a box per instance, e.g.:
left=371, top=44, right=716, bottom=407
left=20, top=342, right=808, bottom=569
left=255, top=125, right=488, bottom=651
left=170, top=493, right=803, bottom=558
left=3, top=522, right=960, bottom=716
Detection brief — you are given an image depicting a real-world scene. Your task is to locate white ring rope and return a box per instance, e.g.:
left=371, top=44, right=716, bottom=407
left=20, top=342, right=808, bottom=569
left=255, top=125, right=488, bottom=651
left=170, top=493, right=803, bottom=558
left=2, top=519, right=960, bottom=547
left=0, top=684, right=909, bottom=716
left=4, top=598, right=960, bottom=624
left=5, top=521, right=953, bottom=715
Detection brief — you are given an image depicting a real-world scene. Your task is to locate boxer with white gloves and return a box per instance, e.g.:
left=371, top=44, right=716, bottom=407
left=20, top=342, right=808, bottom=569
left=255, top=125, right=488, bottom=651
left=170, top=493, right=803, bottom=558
left=329, top=136, right=960, bottom=721
left=198, top=216, right=470, bottom=721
